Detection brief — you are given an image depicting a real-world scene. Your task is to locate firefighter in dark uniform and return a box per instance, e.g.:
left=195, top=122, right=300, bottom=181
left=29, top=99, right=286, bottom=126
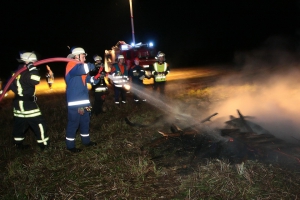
left=129, top=57, right=146, bottom=102
left=151, top=52, right=170, bottom=95
left=10, top=52, right=49, bottom=150
left=90, top=55, right=108, bottom=116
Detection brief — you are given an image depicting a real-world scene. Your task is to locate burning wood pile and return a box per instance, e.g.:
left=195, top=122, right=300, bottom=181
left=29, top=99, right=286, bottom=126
left=125, top=110, right=300, bottom=171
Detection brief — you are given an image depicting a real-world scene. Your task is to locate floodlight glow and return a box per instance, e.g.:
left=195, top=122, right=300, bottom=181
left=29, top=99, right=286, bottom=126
left=149, top=42, right=153, bottom=47
left=121, top=45, right=129, bottom=50
left=131, top=43, right=135, bottom=46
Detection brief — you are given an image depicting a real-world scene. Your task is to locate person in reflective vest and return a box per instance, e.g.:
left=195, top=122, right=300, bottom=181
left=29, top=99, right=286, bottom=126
left=10, top=52, right=49, bottom=150
left=65, top=47, right=101, bottom=153
left=90, top=55, right=108, bottom=115
left=129, top=57, right=146, bottom=102
left=109, top=54, right=129, bottom=105
left=151, top=51, right=170, bottom=95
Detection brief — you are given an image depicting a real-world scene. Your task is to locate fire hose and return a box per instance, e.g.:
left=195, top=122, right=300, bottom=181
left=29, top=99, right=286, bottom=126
left=0, top=57, right=79, bottom=102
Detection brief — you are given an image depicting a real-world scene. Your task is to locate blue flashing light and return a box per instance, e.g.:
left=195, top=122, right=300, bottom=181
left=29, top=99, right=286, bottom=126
left=131, top=43, right=135, bottom=47
left=149, top=42, right=153, bottom=47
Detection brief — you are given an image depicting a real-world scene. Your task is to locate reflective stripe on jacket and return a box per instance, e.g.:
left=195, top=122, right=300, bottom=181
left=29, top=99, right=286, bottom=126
left=153, top=62, right=167, bottom=82
left=65, top=61, right=93, bottom=107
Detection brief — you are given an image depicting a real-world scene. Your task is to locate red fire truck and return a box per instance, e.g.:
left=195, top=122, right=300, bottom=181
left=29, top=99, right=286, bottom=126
left=104, top=41, right=157, bottom=79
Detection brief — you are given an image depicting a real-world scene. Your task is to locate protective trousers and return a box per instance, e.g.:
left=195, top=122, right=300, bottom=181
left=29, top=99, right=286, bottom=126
left=153, top=81, right=166, bottom=95
left=93, top=92, right=105, bottom=115
left=114, top=86, right=126, bottom=102
left=13, top=116, right=48, bottom=146
left=66, top=107, right=91, bottom=149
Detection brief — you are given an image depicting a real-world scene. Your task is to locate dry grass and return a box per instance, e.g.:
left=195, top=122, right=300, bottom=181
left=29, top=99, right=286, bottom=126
left=0, top=74, right=300, bottom=199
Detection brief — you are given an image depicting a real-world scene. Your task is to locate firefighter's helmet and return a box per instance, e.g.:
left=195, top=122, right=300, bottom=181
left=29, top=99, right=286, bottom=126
left=18, top=52, right=37, bottom=63
left=157, top=51, right=165, bottom=61
left=67, top=47, right=87, bottom=58
left=157, top=52, right=165, bottom=58
left=134, top=57, right=140, bottom=62
left=71, top=47, right=87, bottom=55
left=93, top=55, right=102, bottom=61
left=118, top=55, right=124, bottom=60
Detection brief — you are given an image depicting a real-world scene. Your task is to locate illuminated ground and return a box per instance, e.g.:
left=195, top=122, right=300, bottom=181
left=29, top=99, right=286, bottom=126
left=3, top=65, right=229, bottom=99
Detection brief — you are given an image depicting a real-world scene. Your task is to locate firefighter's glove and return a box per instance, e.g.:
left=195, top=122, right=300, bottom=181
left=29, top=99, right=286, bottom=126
left=164, top=71, right=169, bottom=76
left=26, top=62, right=35, bottom=70
left=85, top=106, right=92, bottom=112
left=78, top=107, right=85, bottom=115
left=139, top=75, right=145, bottom=80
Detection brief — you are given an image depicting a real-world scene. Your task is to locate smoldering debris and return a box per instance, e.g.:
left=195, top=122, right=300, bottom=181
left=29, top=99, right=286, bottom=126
left=127, top=110, right=300, bottom=172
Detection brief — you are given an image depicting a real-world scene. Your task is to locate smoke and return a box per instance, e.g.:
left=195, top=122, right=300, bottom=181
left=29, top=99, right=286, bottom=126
left=209, top=36, right=300, bottom=143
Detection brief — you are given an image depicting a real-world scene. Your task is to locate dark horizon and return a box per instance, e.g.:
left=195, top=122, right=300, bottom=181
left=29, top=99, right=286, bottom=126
left=1, top=0, right=299, bottom=78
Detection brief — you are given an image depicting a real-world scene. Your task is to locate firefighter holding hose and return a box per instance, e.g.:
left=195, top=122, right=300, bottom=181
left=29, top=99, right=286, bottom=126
left=109, top=55, right=130, bottom=105
left=90, top=55, right=108, bottom=115
left=129, top=57, right=146, bottom=102
left=10, top=52, right=49, bottom=150
left=65, top=47, right=101, bottom=153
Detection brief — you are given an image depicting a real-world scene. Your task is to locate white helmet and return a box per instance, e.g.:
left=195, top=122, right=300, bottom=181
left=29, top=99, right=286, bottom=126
left=93, top=55, right=102, bottom=61
left=157, top=52, right=165, bottom=58
left=67, top=47, right=87, bottom=58
left=72, top=47, right=87, bottom=55
left=118, top=55, right=124, bottom=60
left=18, top=52, right=37, bottom=62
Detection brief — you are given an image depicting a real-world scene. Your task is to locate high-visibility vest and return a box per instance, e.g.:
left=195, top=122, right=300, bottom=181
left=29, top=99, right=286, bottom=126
left=153, top=62, right=167, bottom=82
left=111, top=63, right=129, bottom=87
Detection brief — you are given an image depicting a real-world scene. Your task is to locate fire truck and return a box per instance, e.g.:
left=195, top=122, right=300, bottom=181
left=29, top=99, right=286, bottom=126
left=104, top=1, right=159, bottom=84
left=104, top=41, right=158, bottom=81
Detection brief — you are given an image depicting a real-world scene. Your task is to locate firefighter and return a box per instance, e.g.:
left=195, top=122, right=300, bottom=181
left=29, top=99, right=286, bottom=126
left=129, top=57, right=146, bottom=102
left=65, top=47, right=101, bottom=153
left=90, top=55, right=108, bottom=115
left=110, top=55, right=129, bottom=105
left=151, top=52, right=170, bottom=95
left=10, top=52, right=49, bottom=150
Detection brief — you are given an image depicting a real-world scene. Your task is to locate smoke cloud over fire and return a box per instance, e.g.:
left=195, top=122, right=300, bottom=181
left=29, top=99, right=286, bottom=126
left=209, top=37, right=300, bottom=143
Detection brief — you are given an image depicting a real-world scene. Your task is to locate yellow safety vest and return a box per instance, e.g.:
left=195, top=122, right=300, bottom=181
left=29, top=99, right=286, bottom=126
left=153, top=62, right=167, bottom=82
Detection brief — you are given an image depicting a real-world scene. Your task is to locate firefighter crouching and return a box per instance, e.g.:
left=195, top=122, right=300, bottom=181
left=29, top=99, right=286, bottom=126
left=151, top=52, right=170, bottom=95
left=109, top=55, right=130, bottom=105
left=90, top=55, right=108, bottom=115
left=10, top=52, right=49, bottom=150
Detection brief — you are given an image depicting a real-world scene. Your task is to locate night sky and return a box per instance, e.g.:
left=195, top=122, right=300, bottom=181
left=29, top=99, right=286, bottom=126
left=0, top=0, right=299, bottom=77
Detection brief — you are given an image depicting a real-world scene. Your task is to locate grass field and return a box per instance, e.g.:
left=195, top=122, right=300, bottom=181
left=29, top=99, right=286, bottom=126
left=0, top=66, right=300, bottom=199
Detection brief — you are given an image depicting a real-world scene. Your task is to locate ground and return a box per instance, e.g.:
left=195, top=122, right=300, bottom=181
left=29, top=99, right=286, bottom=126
left=1, top=64, right=300, bottom=199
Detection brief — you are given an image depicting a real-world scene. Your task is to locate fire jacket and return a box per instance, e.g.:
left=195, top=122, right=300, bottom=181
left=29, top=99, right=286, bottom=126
left=90, top=63, right=108, bottom=93
left=110, top=63, right=129, bottom=87
left=151, top=62, right=170, bottom=82
left=129, top=65, right=145, bottom=85
left=10, top=64, right=42, bottom=118
left=65, top=61, right=97, bottom=107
